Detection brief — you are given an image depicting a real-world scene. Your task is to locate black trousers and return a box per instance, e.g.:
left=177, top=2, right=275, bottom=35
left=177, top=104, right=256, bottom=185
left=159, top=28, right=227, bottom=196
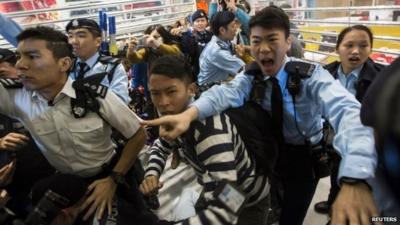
left=276, top=145, right=320, bottom=225
left=327, top=152, right=341, bottom=206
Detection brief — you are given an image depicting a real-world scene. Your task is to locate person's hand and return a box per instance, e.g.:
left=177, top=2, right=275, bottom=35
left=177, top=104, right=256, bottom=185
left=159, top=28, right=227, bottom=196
left=139, top=175, right=163, bottom=196
left=0, top=160, right=16, bottom=187
left=170, top=27, right=188, bottom=36
left=225, top=0, right=237, bottom=12
left=141, top=107, right=198, bottom=141
left=331, top=182, right=382, bottom=225
left=80, top=177, right=117, bottom=221
left=0, top=189, right=10, bottom=208
left=235, top=44, right=246, bottom=58
left=127, top=37, right=138, bottom=52
left=0, top=132, right=29, bottom=151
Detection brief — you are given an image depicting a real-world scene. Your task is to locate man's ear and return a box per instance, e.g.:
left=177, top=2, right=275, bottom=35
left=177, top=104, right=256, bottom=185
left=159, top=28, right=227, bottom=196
left=95, top=36, right=101, bottom=48
left=188, top=82, right=197, bottom=97
left=58, top=57, right=73, bottom=73
left=286, top=35, right=293, bottom=52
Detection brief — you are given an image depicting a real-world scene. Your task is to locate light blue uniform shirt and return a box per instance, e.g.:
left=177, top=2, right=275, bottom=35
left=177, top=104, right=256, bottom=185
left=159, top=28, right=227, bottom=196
left=197, top=36, right=245, bottom=85
left=0, top=13, right=22, bottom=47
left=192, top=57, right=377, bottom=181
left=337, top=64, right=363, bottom=95
left=69, top=52, right=130, bottom=104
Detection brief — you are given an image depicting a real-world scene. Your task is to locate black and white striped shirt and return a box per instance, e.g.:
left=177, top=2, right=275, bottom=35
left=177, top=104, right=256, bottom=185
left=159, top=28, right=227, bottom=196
left=146, top=113, right=270, bottom=225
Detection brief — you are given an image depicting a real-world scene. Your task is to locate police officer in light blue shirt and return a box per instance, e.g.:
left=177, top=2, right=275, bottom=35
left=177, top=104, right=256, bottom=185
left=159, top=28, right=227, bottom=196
left=66, top=18, right=130, bottom=104
left=0, top=13, right=22, bottom=47
left=143, top=6, right=380, bottom=225
left=197, top=11, right=245, bottom=85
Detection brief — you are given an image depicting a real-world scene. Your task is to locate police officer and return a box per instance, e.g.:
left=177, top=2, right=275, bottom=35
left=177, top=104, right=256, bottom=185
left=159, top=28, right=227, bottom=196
left=143, top=7, right=380, bottom=225
left=197, top=10, right=252, bottom=85
left=0, top=48, right=54, bottom=217
left=0, top=26, right=146, bottom=221
left=66, top=18, right=130, bottom=104
left=177, top=9, right=212, bottom=78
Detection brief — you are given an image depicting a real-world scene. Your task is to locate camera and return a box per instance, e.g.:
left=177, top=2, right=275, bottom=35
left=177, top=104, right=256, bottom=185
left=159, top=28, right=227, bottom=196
left=218, top=0, right=228, bottom=10
left=11, top=190, right=69, bottom=225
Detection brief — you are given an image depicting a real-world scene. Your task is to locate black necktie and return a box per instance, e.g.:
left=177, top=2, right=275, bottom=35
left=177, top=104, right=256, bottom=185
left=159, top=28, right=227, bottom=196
left=270, top=77, right=284, bottom=142
left=77, top=62, right=88, bottom=80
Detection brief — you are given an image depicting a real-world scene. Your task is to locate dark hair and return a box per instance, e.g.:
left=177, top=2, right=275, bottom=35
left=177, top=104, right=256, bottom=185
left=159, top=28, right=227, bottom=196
left=249, top=6, right=290, bottom=38
left=17, top=26, right=73, bottom=59
left=336, top=25, right=374, bottom=49
left=150, top=55, right=194, bottom=83
left=210, top=11, right=236, bottom=35
left=144, top=24, right=178, bottom=45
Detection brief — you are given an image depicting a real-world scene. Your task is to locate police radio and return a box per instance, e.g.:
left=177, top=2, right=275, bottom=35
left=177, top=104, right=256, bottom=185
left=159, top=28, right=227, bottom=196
left=285, top=61, right=315, bottom=97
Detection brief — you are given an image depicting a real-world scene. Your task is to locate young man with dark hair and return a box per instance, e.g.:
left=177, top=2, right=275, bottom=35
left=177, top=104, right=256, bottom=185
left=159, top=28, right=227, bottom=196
left=0, top=26, right=146, bottom=222
left=140, top=55, right=270, bottom=225
left=0, top=48, right=54, bottom=218
left=143, top=7, right=380, bottom=225
left=66, top=18, right=130, bottom=104
left=197, top=10, right=252, bottom=85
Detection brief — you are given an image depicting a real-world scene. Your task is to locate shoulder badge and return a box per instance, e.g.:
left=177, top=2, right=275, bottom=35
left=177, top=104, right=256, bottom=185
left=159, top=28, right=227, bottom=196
left=99, top=55, right=121, bottom=65
left=216, top=41, right=229, bottom=51
left=284, top=61, right=316, bottom=79
left=0, top=78, right=23, bottom=88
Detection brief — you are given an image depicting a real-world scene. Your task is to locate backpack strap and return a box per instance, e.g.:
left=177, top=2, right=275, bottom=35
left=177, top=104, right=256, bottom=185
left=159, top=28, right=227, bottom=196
left=71, top=72, right=108, bottom=118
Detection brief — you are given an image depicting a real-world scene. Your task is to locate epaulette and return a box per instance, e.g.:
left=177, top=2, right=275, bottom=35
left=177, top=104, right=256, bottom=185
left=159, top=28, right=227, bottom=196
left=0, top=78, right=23, bottom=88
left=98, top=55, right=121, bottom=65
left=216, top=40, right=230, bottom=51
left=284, top=61, right=316, bottom=79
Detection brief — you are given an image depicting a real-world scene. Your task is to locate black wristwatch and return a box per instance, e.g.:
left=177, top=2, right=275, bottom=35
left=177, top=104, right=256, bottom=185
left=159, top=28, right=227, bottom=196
left=110, top=171, right=127, bottom=186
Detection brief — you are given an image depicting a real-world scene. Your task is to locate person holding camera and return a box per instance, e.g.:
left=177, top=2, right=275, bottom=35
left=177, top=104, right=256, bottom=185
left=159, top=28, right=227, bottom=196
left=142, top=7, right=380, bottom=225
left=126, top=24, right=181, bottom=69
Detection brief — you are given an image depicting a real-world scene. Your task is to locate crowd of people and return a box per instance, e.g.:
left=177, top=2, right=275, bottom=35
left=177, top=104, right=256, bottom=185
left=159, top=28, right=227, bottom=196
left=0, top=0, right=399, bottom=225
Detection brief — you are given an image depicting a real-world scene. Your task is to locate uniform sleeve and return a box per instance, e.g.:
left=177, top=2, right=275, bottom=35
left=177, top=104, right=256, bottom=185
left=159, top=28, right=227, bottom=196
left=108, top=63, right=131, bottom=104
left=308, top=65, right=377, bottom=181
left=158, top=43, right=181, bottom=55
left=98, top=90, right=141, bottom=139
left=211, top=50, right=245, bottom=76
left=176, top=116, right=239, bottom=225
left=192, top=73, right=253, bottom=120
left=145, top=138, right=173, bottom=178
left=0, top=13, right=22, bottom=47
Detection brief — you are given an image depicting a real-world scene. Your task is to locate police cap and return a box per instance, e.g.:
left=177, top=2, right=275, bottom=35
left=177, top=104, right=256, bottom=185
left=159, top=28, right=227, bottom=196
left=191, top=9, right=208, bottom=23
left=210, top=11, right=236, bottom=34
left=0, top=48, right=17, bottom=65
left=66, top=18, right=101, bottom=36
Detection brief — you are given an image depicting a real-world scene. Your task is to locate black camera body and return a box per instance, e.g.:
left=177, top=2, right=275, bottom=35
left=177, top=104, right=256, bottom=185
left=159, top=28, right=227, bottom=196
left=218, top=0, right=228, bottom=10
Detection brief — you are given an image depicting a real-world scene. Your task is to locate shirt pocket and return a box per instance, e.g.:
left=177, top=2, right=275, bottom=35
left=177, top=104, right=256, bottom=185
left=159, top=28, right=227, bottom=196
left=68, top=115, right=108, bottom=148
left=30, top=118, right=59, bottom=153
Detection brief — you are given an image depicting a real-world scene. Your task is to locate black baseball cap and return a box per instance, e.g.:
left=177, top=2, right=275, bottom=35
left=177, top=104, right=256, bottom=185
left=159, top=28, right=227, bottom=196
left=191, top=9, right=208, bottom=23
left=0, top=48, right=17, bottom=65
left=66, top=18, right=101, bottom=36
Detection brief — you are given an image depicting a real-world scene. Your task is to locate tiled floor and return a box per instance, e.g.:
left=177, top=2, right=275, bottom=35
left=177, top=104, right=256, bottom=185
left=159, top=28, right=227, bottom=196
left=150, top=154, right=331, bottom=225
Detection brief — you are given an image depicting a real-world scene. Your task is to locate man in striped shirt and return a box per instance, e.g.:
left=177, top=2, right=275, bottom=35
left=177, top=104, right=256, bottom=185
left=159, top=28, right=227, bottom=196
left=140, top=55, right=270, bottom=225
